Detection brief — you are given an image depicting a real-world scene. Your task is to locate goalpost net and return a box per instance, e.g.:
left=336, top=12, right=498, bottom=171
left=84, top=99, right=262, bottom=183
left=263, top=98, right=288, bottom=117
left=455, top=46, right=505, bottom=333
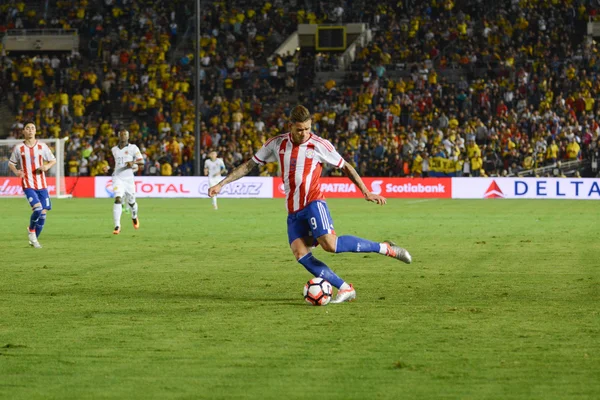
left=0, top=138, right=72, bottom=199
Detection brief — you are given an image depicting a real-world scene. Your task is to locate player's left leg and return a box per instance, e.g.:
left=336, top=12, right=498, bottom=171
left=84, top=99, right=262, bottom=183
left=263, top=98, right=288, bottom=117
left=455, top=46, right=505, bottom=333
left=35, top=189, right=51, bottom=239
left=126, top=191, right=139, bottom=229
left=313, top=201, right=412, bottom=264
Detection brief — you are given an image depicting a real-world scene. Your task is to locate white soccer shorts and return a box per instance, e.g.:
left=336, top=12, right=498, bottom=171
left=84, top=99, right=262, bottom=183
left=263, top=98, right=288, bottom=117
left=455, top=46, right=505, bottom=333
left=112, top=177, right=136, bottom=203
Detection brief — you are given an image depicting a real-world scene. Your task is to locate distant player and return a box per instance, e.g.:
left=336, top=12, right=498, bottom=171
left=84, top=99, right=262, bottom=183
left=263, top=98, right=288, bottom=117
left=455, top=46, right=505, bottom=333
left=209, top=105, right=412, bottom=304
left=8, top=122, right=57, bottom=248
left=204, top=151, right=227, bottom=210
left=108, top=129, right=144, bottom=234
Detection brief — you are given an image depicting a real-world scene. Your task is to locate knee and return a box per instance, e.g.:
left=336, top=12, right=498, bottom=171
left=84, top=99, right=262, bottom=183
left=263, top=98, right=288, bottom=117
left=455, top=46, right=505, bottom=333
left=293, top=248, right=309, bottom=260
left=319, top=236, right=337, bottom=253
left=114, top=196, right=122, bottom=204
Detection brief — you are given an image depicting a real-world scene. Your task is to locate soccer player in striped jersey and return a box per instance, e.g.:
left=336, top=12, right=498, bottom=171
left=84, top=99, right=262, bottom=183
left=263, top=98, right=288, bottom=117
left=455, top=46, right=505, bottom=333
left=208, top=105, right=412, bottom=304
left=8, top=122, right=57, bottom=248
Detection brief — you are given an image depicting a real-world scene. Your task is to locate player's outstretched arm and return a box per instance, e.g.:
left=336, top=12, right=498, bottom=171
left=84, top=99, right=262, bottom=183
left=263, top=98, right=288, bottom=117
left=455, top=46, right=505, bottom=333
left=341, top=162, right=387, bottom=205
left=208, top=159, right=257, bottom=197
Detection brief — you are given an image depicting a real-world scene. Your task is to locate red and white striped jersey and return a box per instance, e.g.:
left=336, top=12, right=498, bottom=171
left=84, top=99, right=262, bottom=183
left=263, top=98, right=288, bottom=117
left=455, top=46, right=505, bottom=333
left=8, top=141, right=56, bottom=190
left=253, top=132, right=345, bottom=213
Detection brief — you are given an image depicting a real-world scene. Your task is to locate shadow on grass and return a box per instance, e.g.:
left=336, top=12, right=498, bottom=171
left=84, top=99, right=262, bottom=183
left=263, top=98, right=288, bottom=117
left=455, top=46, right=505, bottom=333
left=23, top=287, right=305, bottom=306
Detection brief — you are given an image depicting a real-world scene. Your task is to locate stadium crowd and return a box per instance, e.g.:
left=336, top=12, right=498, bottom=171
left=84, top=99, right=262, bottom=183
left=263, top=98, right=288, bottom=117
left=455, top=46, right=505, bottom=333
left=1, top=0, right=600, bottom=178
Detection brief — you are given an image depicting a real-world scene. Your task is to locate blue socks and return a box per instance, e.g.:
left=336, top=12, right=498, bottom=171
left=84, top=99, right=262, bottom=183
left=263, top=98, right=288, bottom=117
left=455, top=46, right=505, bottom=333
left=36, top=213, right=46, bottom=238
left=335, top=235, right=381, bottom=253
left=298, top=253, right=344, bottom=289
left=29, top=207, right=43, bottom=231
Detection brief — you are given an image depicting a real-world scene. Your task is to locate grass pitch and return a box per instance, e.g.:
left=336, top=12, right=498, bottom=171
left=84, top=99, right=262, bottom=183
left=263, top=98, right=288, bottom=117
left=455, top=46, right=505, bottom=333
left=0, top=198, right=599, bottom=399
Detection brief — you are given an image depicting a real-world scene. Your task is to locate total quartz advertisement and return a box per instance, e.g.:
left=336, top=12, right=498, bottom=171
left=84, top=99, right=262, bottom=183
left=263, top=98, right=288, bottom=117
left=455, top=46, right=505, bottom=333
left=94, top=176, right=273, bottom=198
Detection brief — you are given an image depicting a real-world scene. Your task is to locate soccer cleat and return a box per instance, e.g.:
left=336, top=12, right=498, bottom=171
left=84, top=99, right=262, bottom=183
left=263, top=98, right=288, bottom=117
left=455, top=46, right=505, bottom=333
left=27, top=228, right=41, bottom=248
left=330, top=284, right=356, bottom=304
left=132, top=217, right=139, bottom=229
left=113, top=226, right=121, bottom=235
left=383, top=241, right=412, bottom=264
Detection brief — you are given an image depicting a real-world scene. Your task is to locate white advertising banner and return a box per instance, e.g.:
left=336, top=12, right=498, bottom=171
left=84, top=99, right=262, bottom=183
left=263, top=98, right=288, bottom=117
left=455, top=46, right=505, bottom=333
left=452, top=178, right=600, bottom=200
left=94, top=176, right=273, bottom=198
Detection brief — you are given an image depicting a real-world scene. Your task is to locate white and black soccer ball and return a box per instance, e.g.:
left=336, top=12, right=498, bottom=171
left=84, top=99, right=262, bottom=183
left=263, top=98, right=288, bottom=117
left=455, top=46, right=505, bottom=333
left=303, top=278, right=333, bottom=306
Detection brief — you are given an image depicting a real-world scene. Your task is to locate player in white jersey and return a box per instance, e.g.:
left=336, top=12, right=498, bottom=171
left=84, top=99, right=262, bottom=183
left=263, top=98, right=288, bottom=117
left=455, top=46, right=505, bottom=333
left=204, top=151, right=227, bottom=210
left=108, top=129, right=144, bottom=234
left=209, top=105, right=412, bottom=304
left=8, top=122, right=56, bottom=248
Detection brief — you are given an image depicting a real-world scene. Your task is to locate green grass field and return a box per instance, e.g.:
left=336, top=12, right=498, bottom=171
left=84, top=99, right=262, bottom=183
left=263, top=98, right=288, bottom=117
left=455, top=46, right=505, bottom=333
left=1, top=198, right=599, bottom=399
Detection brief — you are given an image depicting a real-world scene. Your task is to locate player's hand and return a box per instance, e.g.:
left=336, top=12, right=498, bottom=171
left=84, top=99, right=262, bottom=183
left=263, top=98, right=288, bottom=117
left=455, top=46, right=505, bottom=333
left=17, top=170, right=25, bottom=178
left=35, top=166, right=46, bottom=173
left=365, top=192, right=387, bottom=205
left=208, top=183, right=222, bottom=198
left=125, top=161, right=134, bottom=168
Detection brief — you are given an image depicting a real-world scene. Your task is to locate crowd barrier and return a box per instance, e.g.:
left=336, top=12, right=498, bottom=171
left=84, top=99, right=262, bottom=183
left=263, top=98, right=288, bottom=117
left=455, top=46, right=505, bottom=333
left=1, top=177, right=599, bottom=200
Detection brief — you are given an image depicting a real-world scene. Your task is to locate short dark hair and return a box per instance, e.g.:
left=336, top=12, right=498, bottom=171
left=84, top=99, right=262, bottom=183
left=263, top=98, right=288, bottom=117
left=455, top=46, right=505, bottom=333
left=23, top=121, right=36, bottom=128
left=290, top=105, right=311, bottom=123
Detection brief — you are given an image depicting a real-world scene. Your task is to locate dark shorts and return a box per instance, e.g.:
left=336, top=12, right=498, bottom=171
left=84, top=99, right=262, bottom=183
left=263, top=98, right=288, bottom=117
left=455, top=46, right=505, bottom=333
left=24, top=188, right=51, bottom=210
left=287, top=200, right=335, bottom=245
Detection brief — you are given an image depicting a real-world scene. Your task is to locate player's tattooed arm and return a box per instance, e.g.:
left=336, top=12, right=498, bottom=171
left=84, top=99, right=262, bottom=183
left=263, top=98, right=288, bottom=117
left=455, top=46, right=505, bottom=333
left=222, top=159, right=257, bottom=184
left=208, top=159, right=257, bottom=197
left=342, top=162, right=387, bottom=205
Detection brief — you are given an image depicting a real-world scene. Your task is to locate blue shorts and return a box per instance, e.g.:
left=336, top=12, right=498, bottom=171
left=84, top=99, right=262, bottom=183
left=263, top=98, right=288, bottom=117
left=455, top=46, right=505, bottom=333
left=287, top=200, right=335, bottom=245
left=24, top=188, right=52, bottom=210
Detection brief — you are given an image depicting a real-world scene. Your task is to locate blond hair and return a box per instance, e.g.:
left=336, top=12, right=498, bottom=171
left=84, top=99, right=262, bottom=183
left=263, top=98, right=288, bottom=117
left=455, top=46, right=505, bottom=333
left=289, top=105, right=311, bottom=123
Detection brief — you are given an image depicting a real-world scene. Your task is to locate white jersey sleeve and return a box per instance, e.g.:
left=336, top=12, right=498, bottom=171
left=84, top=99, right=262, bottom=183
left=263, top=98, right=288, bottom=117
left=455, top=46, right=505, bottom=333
left=252, top=135, right=283, bottom=165
left=132, top=144, right=143, bottom=163
left=315, top=138, right=345, bottom=168
left=9, top=145, right=20, bottom=167
left=42, top=143, right=56, bottom=162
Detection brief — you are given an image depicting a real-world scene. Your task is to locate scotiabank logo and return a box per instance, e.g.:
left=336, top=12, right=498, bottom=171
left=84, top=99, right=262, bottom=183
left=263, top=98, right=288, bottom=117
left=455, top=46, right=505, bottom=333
left=371, top=180, right=384, bottom=195
left=365, top=178, right=451, bottom=198
left=198, top=181, right=263, bottom=196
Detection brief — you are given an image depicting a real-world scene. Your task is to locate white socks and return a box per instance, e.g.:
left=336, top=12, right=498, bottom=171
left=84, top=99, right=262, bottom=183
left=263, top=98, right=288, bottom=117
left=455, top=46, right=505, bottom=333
left=129, top=202, right=138, bottom=219
left=113, top=203, right=122, bottom=227
left=378, top=243, right=388, bottom=255
left=339, top=282, right=351, bottom=291
left=212, top=196, right=217, bottom=208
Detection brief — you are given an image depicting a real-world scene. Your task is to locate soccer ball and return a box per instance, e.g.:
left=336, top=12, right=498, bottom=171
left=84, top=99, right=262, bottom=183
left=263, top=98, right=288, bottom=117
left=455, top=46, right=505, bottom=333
left=303, top=278, right=333, bottom=306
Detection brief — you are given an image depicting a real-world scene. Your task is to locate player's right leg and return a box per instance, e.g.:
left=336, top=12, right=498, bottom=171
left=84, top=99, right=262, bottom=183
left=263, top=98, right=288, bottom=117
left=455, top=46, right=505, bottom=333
left=209, top=178, right=220, bottom=209
left=113, top=196, right=122, bottom=234
left=24, top=189, right=42, bottom=248
left=288, top=210, right=351, bottom=302
left=112, top=179, right=126, bottom=234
